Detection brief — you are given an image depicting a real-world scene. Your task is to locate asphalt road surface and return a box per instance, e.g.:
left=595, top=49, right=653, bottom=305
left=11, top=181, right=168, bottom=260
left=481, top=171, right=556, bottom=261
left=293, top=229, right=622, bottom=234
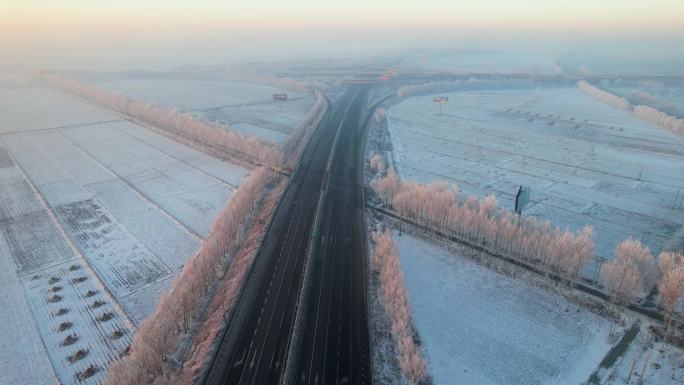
left=203, top=86, right=372, bottom=385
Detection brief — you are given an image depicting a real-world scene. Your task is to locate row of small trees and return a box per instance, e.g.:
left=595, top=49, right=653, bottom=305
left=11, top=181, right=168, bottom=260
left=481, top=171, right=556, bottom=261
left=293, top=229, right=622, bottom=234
left=578, top=81, right=684, bottom=138
left=371, top=227, right=427, bottom=385
left=578, top=81, right=631, bottom=110
left=633, top=105, right=684, bottom=136
left=371, top=167, right=594, bottom=284
left=105, top=168, right=273, bottom=385
left=42, top=75, right=281, bottom=167
left=371, top=162, right=684, bottom=323
left=281, top=91, right=327, bottom=164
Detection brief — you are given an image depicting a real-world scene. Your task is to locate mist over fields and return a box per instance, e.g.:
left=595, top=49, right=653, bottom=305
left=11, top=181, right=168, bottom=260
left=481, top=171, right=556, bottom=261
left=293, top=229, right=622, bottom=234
left=2, top=2, right=684, bottom=385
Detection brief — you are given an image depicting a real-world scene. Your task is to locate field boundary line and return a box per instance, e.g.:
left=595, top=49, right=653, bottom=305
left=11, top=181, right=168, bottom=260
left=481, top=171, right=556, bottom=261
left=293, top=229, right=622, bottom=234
left=110, top=123, right=239, bottom=191
left=57, top=129, right=206, bottom=241
left=0, top=119, right=125, bottom=138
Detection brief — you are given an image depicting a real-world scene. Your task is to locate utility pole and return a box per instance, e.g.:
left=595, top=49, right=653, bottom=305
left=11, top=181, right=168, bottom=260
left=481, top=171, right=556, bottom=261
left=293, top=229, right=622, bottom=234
left=673, top=190, right=680, bottom=209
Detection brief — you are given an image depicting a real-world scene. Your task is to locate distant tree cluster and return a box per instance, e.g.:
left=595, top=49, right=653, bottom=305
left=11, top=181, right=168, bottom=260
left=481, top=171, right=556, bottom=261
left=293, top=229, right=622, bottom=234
left=578, top=81, right=631, bottom=110
left=281, top=91, right=327, bottom=164
left=371, top=167, right=594, bottom=284
left=42, top=75, right=281, bottom=168
left=578, top=81, right=684, bottom=138
left=371, top=227, right=427, bottom=385
left=105, top=168, right=273, bottom=385
left=633, top=105, right=684, bottom=136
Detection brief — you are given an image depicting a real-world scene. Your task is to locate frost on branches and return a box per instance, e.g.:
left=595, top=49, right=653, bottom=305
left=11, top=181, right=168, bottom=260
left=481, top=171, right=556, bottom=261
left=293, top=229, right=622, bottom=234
left=371, top=167, right=594, bottom=285
left=601, top=239, right=656, bottom=308
left=104, top=168, right=273, bottom=385
left=578, top=81, right=684, bottom=138
left=577, top=81, right=631, bottom=110
left=371, top=227, right=427, bottom=385
left=633, top=105, right=684, bottom=137
left=658, top=251, right=684, bottom=324
left=41, top=75, right=281, bottom=168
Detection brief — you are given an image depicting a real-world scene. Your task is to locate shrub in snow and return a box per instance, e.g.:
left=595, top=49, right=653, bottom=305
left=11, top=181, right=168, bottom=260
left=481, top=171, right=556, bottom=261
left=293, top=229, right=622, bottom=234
left=61, top=334, right=79, bottom=346
left=77, top=365, right=100, bottom=381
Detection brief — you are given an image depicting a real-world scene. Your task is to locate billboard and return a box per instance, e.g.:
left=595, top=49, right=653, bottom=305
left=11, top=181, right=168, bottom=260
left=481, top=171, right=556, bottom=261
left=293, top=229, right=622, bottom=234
left=432, top=96, right=448, bottom=104
left=273, top=93, right=288, bottom=101
left=514, top=185, right=530, bottom=214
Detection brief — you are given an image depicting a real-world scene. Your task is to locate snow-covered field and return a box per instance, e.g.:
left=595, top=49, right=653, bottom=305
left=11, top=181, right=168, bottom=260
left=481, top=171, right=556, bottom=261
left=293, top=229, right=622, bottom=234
left=0, top=85, right=117, bottom=135
left=94, top=78, right=315, bottom=145
left=386, top=87, right=684, bottom=277
left=394, top=231, right=613, bottom=385
left=0, top=84, right=248, bottom=383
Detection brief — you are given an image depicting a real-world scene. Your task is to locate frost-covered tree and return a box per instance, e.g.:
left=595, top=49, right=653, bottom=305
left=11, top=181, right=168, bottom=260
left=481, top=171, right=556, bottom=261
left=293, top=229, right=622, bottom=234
left=577, top=81, right=631, bottom=110
left=104, top=168, right=273, bottom=385
left=658, top=251, right=684, bottom=343
left=371, top=227, right=427, bottom=384
left=633, top=105, right=684, bottom=137
left=602, top=239, right=654, bottom=310
left=369, top=153, right=386, bottom=174
left=370, top=170, right=595, bottom=284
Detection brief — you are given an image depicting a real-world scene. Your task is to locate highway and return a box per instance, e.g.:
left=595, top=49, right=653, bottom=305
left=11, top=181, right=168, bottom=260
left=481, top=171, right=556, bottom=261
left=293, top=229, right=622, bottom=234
left=294, top=86, right=371, bottom=385
left=203, top=85, right=372, bottom=385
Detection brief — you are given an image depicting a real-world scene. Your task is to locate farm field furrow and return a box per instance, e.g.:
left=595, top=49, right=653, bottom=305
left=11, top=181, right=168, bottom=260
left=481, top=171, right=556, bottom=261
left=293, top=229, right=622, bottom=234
left=0, top=231, right=58, bottom=385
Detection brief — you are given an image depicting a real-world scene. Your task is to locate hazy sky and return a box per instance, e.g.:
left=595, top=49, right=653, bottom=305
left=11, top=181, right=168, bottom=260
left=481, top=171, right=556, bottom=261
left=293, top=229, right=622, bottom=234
left=5, top=0, right=684, bottom=31
left=2, top=1, right=683, bottom=70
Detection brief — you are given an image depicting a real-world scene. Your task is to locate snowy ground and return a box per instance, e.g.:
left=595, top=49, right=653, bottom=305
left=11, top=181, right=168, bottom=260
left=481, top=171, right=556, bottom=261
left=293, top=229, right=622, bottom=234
left=94, top=78, right=315, bottom=145
left=0, top=85, right=117, bottom=135
left=602, top=333, right=684, bottom=385
left=386, top=86, right=684, bottom=279
left=394, top=231, right=613, bottom=385
left=0, top=84, right=248, bottom=384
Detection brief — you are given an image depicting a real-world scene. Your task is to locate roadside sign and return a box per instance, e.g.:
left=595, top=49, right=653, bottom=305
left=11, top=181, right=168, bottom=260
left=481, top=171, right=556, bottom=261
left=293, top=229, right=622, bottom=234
left=432, top=96, right=448, bottom=115
left=514, top=185, right=530, bottom=214
left=273, top=93, right=288, bottom=101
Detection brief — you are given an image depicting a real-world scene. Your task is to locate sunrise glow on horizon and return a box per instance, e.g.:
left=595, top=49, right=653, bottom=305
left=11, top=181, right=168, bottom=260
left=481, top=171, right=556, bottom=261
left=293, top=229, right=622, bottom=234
left=4, top=0, right=684, bottom=37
